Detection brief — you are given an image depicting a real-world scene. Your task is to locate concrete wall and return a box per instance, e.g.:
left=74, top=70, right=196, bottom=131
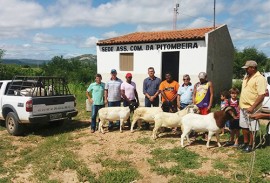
left=206, top=24, right=234, bottom=104
left=97, top=40, right=208, bottom=102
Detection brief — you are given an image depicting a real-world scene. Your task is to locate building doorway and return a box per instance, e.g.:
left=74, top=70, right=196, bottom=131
left=161, top=51, right=179, bottom=82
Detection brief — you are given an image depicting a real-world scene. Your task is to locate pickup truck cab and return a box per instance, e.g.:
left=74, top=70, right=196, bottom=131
left=0, top=76, right=78, bottom=136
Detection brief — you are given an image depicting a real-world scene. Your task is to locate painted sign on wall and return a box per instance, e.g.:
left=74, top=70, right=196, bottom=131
left=100, top=42, right=199, bottom=52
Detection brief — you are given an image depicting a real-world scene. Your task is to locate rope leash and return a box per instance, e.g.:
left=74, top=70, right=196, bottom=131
left=234, top=97, right=270, bottom=182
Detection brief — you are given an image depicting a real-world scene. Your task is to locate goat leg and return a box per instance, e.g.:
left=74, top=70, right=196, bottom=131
left=215, top=132, right=221, bottom=147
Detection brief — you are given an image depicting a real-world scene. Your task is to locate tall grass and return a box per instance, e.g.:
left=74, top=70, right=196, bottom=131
left=68, top=83, right=90, bottom=120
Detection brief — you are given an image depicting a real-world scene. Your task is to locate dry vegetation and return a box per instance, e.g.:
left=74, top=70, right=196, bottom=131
left=0, top=118, right=270, bottom=183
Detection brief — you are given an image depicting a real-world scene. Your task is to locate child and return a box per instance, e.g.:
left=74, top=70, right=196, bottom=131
left=224, top=88, right=240, bottom=147
left=220, top=91, right=230, bottom=135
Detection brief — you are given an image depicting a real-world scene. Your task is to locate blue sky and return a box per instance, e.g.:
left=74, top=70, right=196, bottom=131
left=0, top=0, right=270, bottom=60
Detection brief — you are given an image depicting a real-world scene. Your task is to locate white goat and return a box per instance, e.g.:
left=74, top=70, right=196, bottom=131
left=152, top=105, right=199, bottom=139
left=180, top=106, right=236, bottom=148
left=130, top=107, right=163, bottom=133
left=18, top=87, right=46, bottom=96
left=98, top=106, right=133, bottom=133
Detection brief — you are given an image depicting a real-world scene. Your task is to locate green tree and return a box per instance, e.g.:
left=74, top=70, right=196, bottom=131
left=41, top=55, right=97, bottom=84
left=233, top=47, right=269, bottom=79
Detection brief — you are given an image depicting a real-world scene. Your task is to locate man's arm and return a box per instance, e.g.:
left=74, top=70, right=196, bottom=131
left=134, top=89, right=140, bottom=106
left=250, top=112, right=270, bottom=119
left=86, top=91, right=93, bottom=104
left=121, top=89, right=130, bottom=103
left=160, top=90, right=169, bottom=102
left=208, top=81, right=214, bottom=111
left=247, top=94, right=265, bottom=113
left=192, top=83, right=197, bottom=104
left=104, top=89, right=108, bottom=104
left=177, top=95, right=181, bottom=109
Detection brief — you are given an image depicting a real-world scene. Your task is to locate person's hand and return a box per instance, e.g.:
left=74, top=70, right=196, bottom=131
left=246, top=107, right=254, bottom=114
left=207, top=105, right=211, bottom=112
left=250, top=113, right=263, bottom=120
left=149, top=96, right=154, bottom=102
left=88, top=98, right=93, bottom=104
left=104, top=99, right=108, bottom=105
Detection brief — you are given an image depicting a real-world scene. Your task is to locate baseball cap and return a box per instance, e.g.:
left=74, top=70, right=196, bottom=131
left=111, top=69, right=117, bottom=74
left=241, top=60, right=257, bottom=69
left=126, top=73, right=132, bottom=78
left=198, top=72, right=207, bottom=79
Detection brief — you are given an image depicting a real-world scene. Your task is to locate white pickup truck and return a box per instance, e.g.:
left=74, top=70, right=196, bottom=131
left=0, top=76, right=78, bottom=136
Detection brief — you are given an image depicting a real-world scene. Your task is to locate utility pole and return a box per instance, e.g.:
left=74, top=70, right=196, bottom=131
left=213, top=0, right=216, bottom=29
left=173, top=1, right=179, bottom=30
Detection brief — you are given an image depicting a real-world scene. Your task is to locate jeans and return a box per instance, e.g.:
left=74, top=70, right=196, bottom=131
left=91, top=104, right=105, bottom=131
left=145, top=96, right=159, bottom=107
left=108, top=101, right=121, bottom=128
left=180, top=103, right=189, bottom=110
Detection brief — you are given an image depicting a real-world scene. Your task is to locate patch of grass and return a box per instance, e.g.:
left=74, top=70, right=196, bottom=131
left=59, top=152, right=78, bottom=170
left=234, top=146, right=270, bottom=182
left=98, top=168, right=141, bottom=183
left=0, top=136, right=17, bottom=177
left=12, top=133, right=96, bottom=182
left=212, top=161, right=229, bottom=171
left=77, top=166, right=97, bottom=183
left=96, top=158, right=131, bottom=169
left=169, top=172, right=230, bottom=183
left=0, top=177, right=12, bottom=183
left=116, top=149, right=133, bottom=155
left=148, top=147, right=201, bottom=176
left=134, top=137, right=154, bottom=145
left=69, top=84, right=90, bottom=121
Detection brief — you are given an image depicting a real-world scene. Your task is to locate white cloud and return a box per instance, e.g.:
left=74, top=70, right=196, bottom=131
left=1, top=43, right=52, bottom=59
left=33, top=33, right=68, bottom=44
left=0, top=0, right=270, bottom=59
left=80, top=36, right=99, bottom=48
left=102, top=31, right=120, bottom=39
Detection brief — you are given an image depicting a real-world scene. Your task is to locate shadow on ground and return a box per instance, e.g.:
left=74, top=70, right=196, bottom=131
left=21, top=119, right=90, bottom=137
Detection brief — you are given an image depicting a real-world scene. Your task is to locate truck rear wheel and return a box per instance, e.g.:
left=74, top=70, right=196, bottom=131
left=6, top=112, right=24, bottom=136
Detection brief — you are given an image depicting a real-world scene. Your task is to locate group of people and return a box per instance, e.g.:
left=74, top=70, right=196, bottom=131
left=86, top=60, right=268, bottom=153
left=218, top=60, right=268, bottom=152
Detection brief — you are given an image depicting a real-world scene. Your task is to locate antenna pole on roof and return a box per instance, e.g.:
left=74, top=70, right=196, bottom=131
left=213, top=0, right=216, bottom=29
left=173, top=1, right=179, bottom=30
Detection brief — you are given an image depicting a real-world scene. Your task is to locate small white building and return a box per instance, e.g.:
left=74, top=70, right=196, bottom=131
left=96, top=24, right=234, bottom=104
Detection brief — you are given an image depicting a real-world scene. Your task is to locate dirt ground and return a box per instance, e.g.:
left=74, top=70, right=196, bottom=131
left=57, top=123, right=231, bottom=183
left=1, top=119, right=269, bottom=183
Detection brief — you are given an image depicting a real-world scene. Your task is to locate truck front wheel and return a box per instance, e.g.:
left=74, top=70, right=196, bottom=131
left=6, top=112, right=24, bottom=136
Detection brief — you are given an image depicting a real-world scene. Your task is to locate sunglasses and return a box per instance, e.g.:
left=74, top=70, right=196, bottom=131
left=183, top=78, right=190, bottom=81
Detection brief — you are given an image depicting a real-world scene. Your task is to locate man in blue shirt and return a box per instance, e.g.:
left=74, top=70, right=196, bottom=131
left=105, top=69, right=123, bottom=130
left=177, top=74, right=193, bottom=110
left=143, top=67, right=161, bottom=107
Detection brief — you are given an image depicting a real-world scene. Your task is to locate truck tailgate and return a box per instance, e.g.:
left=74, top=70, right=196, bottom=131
left=32, top=95, right=75, bottom=116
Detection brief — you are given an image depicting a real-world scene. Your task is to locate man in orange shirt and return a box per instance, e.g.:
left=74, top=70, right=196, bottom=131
left=159, top=73, right=179, bottom=112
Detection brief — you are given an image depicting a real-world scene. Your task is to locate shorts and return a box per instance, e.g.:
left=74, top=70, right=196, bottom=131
left=225, top=120, right=230, bottom=128
left=239, top=109, right=260, bottom=131
left=199, top=107, right=209, bottom=115
left=229, top=119, right=240, bottom=130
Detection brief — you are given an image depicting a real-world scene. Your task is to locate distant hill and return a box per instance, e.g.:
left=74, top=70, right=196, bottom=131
left=2, top=58, right=49, bottom=66
left=1, top=54, right=97, bottom=66
left=69, top=54, right=97, bottom=64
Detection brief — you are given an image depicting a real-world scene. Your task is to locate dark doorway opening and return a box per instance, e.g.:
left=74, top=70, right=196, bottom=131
left=161, top=51, right=179, bottom=82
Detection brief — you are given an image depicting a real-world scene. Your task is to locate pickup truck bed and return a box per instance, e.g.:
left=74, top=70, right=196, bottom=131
left=0, top=76, right=78, bottom=135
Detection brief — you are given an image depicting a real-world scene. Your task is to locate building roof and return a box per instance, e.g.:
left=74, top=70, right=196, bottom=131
left=97, top=26, right=217, bottom=46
